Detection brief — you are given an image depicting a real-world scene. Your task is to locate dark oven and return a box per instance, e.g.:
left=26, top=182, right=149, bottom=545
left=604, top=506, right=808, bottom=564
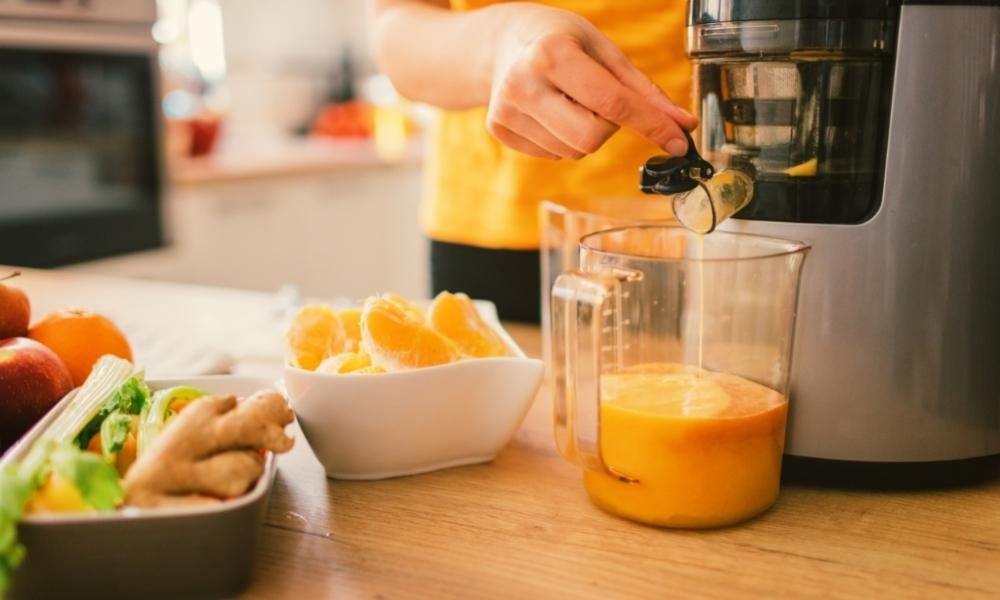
left=0, top=0, right=163, bottom=267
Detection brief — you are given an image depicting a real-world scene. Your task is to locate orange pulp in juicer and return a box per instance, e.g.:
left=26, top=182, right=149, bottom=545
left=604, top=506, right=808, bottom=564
left=585, top=363, right=788, bottom=528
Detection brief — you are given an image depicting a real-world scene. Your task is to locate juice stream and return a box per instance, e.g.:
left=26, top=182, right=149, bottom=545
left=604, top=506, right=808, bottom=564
left=697, top=233, right=705, bottom=374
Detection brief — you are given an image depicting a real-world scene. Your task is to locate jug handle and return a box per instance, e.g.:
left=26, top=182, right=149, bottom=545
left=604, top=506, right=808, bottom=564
left=551, top=270, right=638, bottom=484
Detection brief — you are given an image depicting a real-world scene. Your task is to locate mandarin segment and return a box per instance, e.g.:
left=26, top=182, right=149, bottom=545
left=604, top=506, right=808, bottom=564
left=285, top=304, right=343, bottom=371
left=361, top=296, right=461, bottom=370
left=427, top=291, right=512, bottom=358
left=336, top=307, right=363, bottom=353
left=383, top=293, right=426, bottom=322
left=317, top=351, right=371, bottom=374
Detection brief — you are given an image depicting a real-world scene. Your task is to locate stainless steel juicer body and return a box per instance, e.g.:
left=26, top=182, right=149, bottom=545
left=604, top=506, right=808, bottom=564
left=691, top=1, right=1000, bottom=461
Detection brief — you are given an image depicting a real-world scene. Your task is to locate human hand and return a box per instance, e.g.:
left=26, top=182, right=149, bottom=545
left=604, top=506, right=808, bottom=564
left=487, top=4, right=697, bottom=160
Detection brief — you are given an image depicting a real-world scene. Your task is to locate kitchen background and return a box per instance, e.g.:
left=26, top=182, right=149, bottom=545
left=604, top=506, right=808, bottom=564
left=1, top=0, right=428, bottom=301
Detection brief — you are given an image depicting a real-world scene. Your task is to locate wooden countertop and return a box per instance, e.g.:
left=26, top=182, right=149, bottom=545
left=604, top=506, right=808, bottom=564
left=247, top=322, right=999, bottom=598
left=10, top=268, right=1000, bottom=598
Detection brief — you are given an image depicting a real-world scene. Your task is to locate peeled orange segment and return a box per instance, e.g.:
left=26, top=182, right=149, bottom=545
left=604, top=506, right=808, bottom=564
left=783, top=157, right=818, bottom=177
left=361, top=296, right=461, bottom=370
left=285, top=304, right=343, bottom=371
left=427, top=291, right=512, bottom=358
left=25, top=472, right=92, bottom=514
left=317, top=351, right=371, bottom=374
left=353, top=365, right=386, bottom=374
left=601, top=371, right=731, bottom=418
left=383, top=293, right=426, bottom=323
left=336, top=308, right=363, bottom=353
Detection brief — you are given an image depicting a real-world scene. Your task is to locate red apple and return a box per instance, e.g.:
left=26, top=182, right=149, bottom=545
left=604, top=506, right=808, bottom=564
left=0, top=337, right=73, bottom=451
left=0, top=272, right=30, bottom=339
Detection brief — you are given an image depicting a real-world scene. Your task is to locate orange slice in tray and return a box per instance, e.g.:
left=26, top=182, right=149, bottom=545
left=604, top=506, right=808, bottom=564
left=361, top=296, right=461, bottom=370
left=427, top=291, right=512, bottom=358
left=286, top=304, right=344, bottom=371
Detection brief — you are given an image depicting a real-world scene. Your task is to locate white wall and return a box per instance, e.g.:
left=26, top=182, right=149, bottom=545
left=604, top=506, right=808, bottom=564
left=69, top=165, right=430, bottom=302
left=216, top=0, right=374, bottom=138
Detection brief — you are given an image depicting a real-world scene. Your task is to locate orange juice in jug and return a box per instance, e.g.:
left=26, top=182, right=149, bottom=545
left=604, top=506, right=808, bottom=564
left=585, top=363, right=788, bottom=528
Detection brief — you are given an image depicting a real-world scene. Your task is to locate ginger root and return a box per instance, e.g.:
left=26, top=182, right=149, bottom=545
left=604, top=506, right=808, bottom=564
left=123, top=390, right=294, bottom=508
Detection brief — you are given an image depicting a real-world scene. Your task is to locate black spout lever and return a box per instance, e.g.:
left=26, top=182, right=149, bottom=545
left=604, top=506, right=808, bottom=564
left=639, top=130, right=714, bottom=195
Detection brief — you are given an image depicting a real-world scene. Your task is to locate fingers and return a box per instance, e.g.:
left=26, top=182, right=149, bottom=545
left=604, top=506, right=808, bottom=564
left=489, top=102, right=585, bottom=158
left=587, top=37, right=699, bottom=132
left=489, top=53, right=619, bottom=158
left=487, top=121, right=562, bottom=160
left=497, top=80, right=620, bottom=156
left=488, top=28, right=696, bottom=159
left=543, top=42, right=689, bottom=156
left=529, top=91, right=619, bottom=156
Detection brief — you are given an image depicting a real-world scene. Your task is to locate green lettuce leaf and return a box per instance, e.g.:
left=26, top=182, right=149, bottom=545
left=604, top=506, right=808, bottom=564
left=99, top=414, right=134, bottom=461
left=0, top=356, right=137, bottom=594
left=49, top=445, right=123, bottom=512
left=74, top=374, right=149, bottom=449
left=0, top=466, right=32, bottom=594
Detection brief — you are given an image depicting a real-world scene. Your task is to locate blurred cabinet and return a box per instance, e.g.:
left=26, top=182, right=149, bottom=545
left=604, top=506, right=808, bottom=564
left=68, top=163, right=428, bottom=301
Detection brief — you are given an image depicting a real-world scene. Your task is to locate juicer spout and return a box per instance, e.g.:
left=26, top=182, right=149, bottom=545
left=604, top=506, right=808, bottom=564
left=639, top=130, right=715, bottom=196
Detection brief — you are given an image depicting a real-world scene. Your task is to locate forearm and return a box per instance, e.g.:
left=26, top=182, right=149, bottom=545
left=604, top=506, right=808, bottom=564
left=374, top=0, right=695, bottom=158
left=373, top=0, right=522, bottom=109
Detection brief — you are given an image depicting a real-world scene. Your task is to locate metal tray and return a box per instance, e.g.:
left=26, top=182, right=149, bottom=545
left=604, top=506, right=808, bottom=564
left=2, top=376, right=281, bottom=599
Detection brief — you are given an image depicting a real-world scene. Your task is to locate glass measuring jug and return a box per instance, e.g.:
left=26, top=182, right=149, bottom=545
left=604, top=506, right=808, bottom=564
left=551, top=226, right=809, bottom=527
left=540, top=198, right=675, bottom=380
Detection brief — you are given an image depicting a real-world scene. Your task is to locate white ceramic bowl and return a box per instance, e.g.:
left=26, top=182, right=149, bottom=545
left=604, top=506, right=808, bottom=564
left=283, top=307, right=543, bottom=480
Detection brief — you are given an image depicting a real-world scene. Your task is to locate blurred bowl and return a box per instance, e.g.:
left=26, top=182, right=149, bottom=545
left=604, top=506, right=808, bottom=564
left=283, top=315, right=542, bottom=480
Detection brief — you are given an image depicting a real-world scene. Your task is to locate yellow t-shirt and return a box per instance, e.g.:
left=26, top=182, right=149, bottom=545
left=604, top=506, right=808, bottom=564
left=422, top=0, right=691, bottom=250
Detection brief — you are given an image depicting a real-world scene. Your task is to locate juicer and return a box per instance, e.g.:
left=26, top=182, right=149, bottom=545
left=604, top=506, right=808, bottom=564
left=678, top=0, right=1000, bottom=464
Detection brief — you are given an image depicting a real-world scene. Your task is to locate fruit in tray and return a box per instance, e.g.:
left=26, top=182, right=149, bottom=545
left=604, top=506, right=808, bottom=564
left=0, top=272, right=136, bottom=451
left=285, top=291, right=512, bottom=373
left=28, top=308, right=133, bottom=387
left=0, top=273, right=30, bottom=339
left=0, top=338, right=74, bottom=450
left=0, top=356, right=295, bottom=592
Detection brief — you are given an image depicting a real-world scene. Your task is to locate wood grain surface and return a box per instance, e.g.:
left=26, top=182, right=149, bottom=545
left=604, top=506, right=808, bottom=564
left=245, top=325, right=1000, bottom=599
left=11, top=268, right=998, bottom=598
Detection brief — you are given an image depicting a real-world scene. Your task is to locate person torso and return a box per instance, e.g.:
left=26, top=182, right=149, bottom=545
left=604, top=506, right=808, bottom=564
left=424, top=0, right=691, bottom=249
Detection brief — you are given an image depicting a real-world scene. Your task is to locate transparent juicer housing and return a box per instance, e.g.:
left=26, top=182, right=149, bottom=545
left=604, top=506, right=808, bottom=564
left=691, top=25, right=891, bottom=224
